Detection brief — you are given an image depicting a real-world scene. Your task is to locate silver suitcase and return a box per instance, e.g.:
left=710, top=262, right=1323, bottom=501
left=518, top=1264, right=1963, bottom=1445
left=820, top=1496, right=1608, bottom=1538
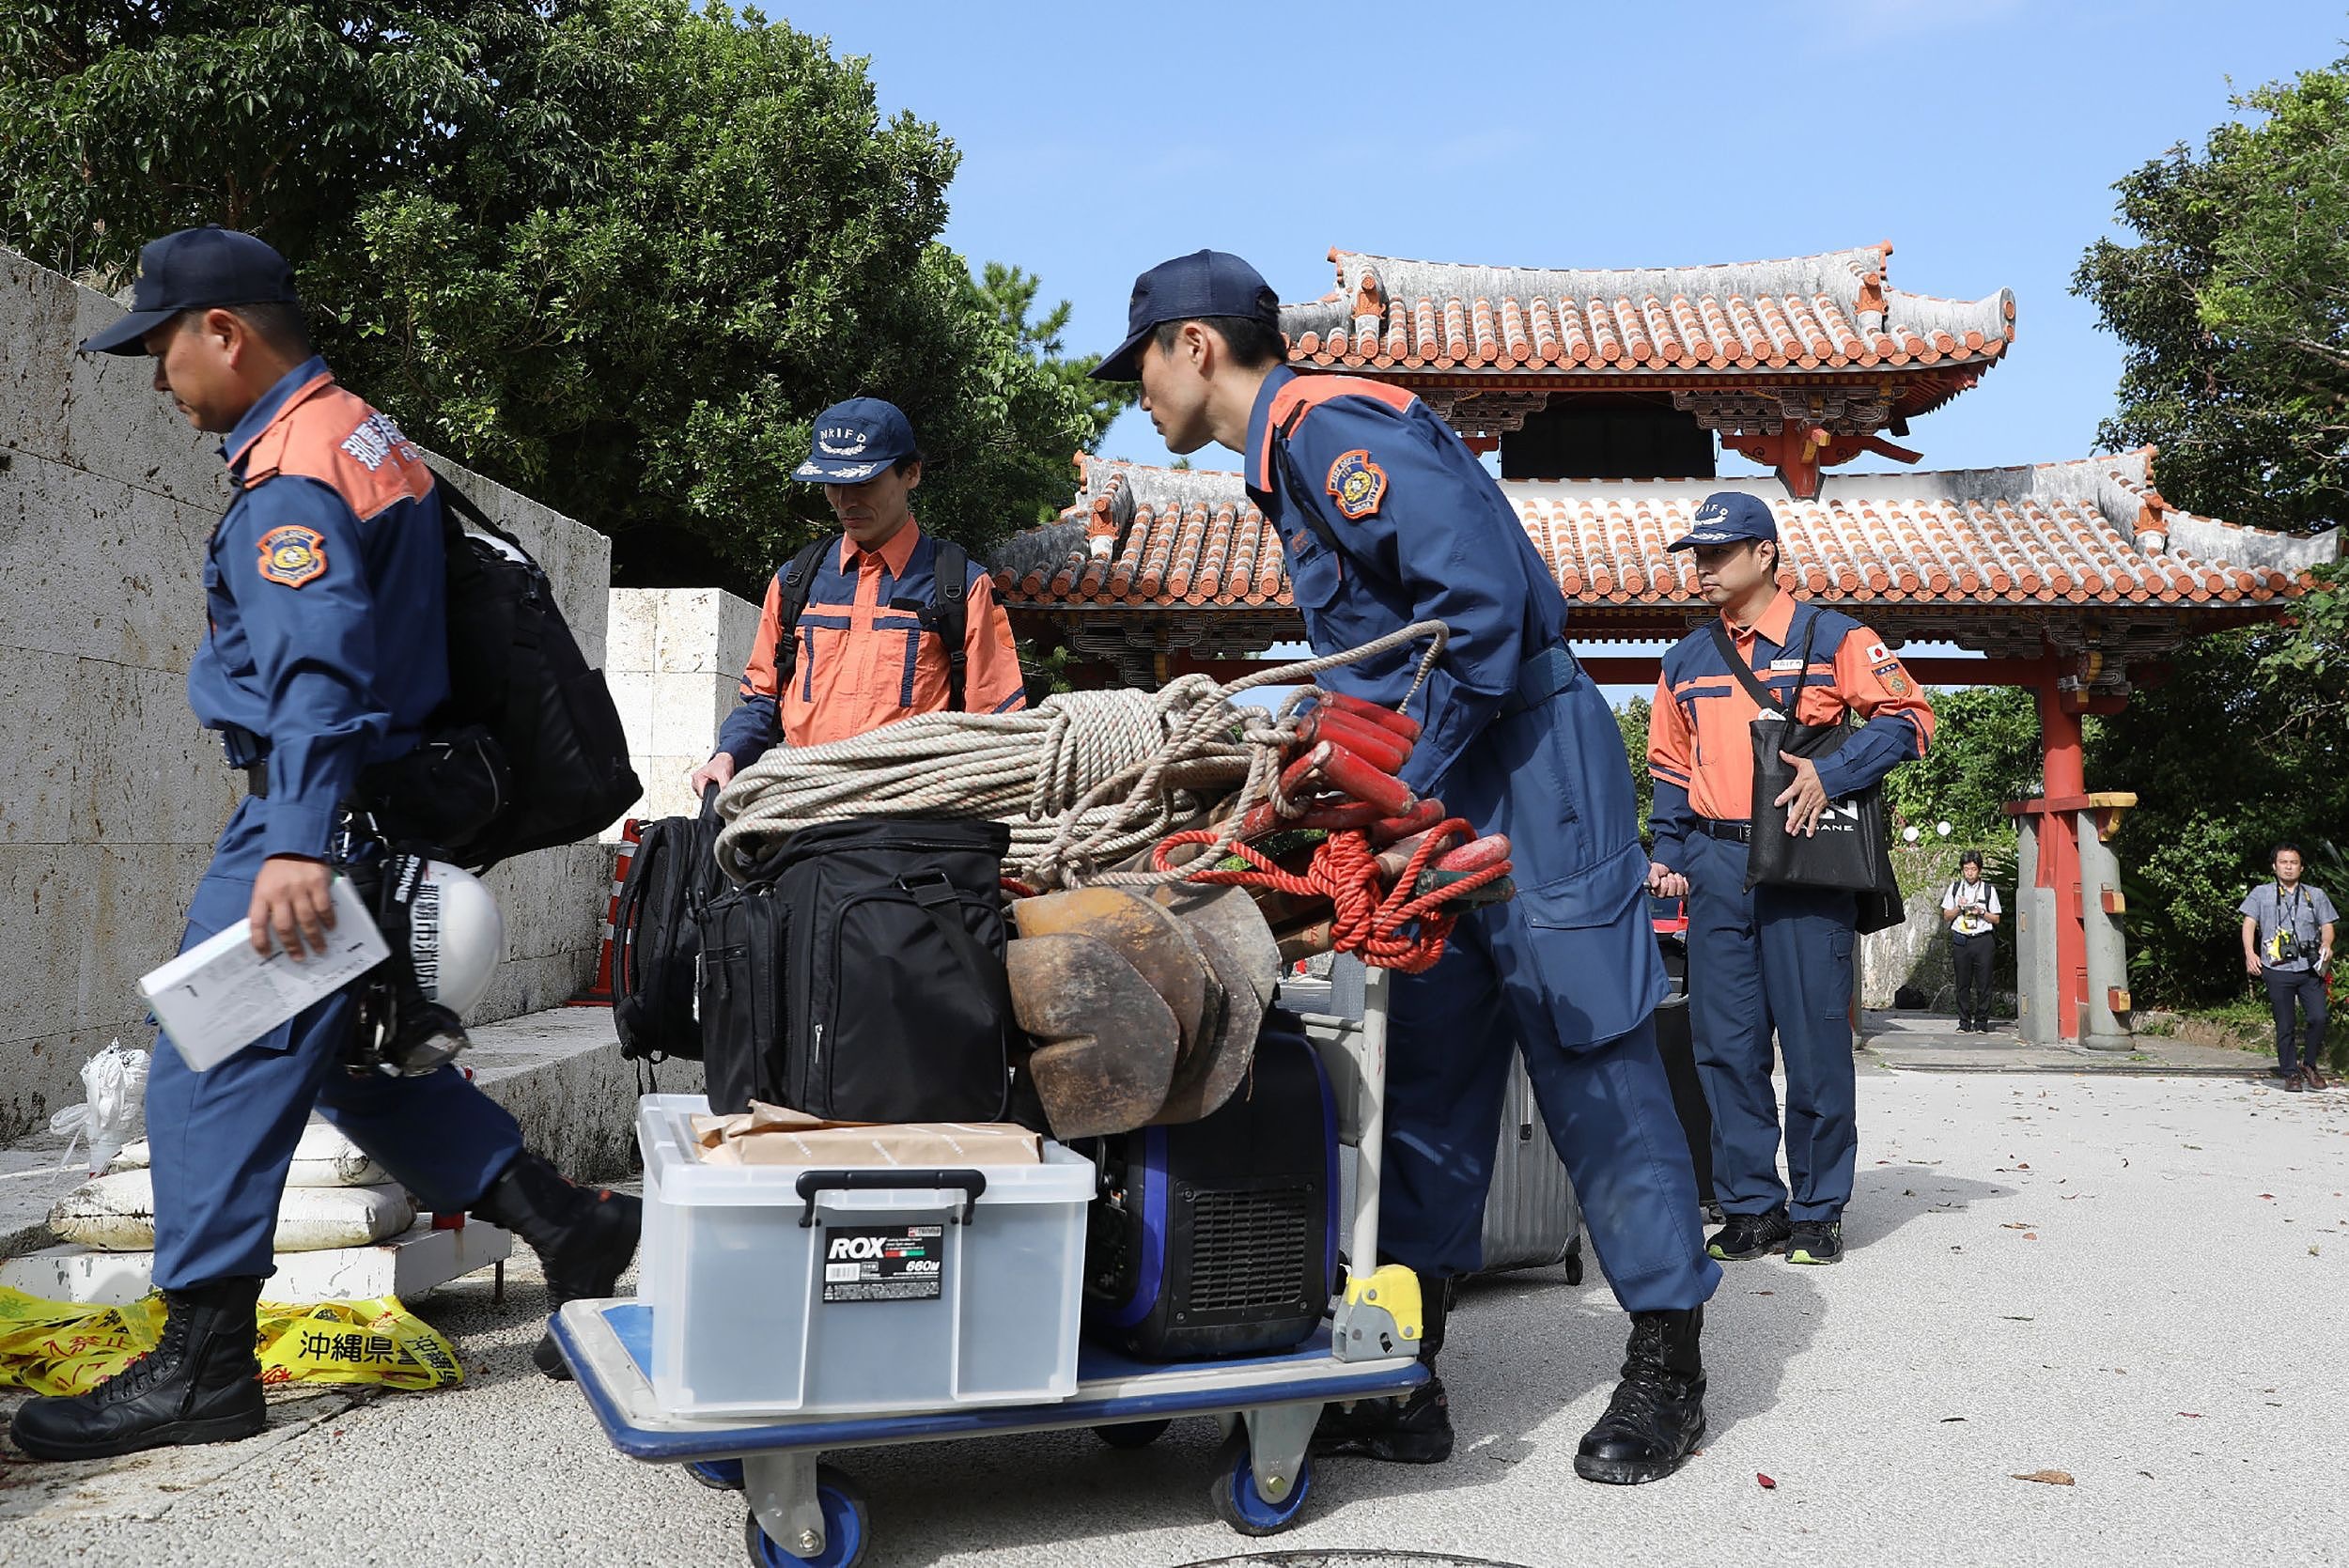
left=1476, top=1051, right=1584, bottom=1281
left=1286, top=958, right=1582, bottom=1284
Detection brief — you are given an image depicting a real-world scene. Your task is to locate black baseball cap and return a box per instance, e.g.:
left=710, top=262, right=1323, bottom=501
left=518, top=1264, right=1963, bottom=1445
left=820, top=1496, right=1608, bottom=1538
left=794, top=397, right=918, bottom=483
left=1667, top=490, right=1780, bottom=551
left=79, top=226, right=300, bottom=356
left=1091, top=250, right=1282, bottom=382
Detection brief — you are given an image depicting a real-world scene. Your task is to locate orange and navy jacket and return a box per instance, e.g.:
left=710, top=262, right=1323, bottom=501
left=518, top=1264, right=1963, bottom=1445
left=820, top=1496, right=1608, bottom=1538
left=715, top=519, right=1026, bottom=762
left=1647, top=589, right=1934, bottom=874
left=192, top=356, right=449, bottom=861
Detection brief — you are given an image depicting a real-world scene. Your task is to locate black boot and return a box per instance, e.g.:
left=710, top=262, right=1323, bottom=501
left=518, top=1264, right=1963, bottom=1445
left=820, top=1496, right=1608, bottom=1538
left=472, top=1150, right=642, bottom=1380
left=1574, top=1305, right=1707, bottom=1484
left=10, top=1278, right=266, bottom=1460
left=1312, top=1275, right=1454, bottom=1465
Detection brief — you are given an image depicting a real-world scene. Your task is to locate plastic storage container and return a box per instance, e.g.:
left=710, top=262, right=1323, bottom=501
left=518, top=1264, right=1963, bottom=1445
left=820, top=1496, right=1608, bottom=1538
left=636, top=1094, right=1093, bottom=1418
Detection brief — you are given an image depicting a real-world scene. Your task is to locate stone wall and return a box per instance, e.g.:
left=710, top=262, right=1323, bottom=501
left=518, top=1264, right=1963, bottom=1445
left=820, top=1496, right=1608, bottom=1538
left=0, top=247, right=612, bottom=1143
left=605, top=586, right=760, bottom=829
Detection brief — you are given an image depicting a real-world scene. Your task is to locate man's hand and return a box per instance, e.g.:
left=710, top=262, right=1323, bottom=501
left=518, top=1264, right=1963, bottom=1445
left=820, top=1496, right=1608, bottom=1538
left=251, top=855, right=334, bottom=960
left=2247, top=952, right=2263, bottom=978
left=1647, top=861, right=1688, bottom=899
left=687, top=752, right=738, bottom=797
left=1774, top=751, right=1829, bottom=836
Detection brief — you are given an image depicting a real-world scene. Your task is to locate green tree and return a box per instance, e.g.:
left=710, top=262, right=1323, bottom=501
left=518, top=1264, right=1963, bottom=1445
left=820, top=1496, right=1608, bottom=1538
left=2074, top=53, right=2349, bottom=533
left=0, top=2, right=1117, bottom=590
left=1880, top=685, right=2045, bottom=839
left=1614, top=695, right=1651, bottom=837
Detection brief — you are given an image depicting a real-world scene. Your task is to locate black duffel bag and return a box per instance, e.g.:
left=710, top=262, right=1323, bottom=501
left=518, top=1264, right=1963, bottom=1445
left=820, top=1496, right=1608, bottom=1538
left=695, top=817, right=1024, bottom=1122
left=1715, top=613, right=1905, bottom=935
left=613, top=785, right=729, bottom=1063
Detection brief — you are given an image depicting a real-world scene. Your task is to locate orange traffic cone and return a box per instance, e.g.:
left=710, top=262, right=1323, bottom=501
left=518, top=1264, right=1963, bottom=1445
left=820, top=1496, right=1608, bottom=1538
left=568, top=822, right=642, bottom=1007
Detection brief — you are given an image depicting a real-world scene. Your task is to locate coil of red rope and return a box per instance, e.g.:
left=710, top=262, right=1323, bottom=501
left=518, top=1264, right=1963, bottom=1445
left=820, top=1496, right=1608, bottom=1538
left=1150, top=817, right=1512, bottom=973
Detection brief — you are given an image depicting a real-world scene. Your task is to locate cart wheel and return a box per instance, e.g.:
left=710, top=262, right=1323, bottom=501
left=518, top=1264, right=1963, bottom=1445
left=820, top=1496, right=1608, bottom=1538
left=742, top=1466, right=866, bottom=1568
left=1093, top=1419, right=1173, bottom=1451
left=689, top=1458, right=745, bottom=1491
left=1207, top=1430, right=1313, bottom=1537
left=1564, top=1241, right=1585, bottom=1287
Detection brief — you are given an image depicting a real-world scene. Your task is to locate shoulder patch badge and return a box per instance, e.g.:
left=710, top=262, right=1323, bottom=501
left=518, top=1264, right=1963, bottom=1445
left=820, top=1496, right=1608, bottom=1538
left=1326, top=449, right=1388, bottom=520
left=257, top=524, right=327, bottom=588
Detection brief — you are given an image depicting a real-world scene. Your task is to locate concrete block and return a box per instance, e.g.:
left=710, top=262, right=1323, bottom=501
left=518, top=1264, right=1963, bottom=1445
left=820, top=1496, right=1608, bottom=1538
left=483, top=843, right=604, bottom=966
left=78, top=664, right=235, bottom=848
left=654, top=587, right=738, bottom=675
left=718, top=589, right=761, bottom=675
left=1, top=1219, right=514, bottom=1306
left=0, top=451, right=212, bottom=670
left=605, top=588, right=661, bottom=675
left=468, top=947, right=595, bottom=1026
left=464, top=1006, right=705, bottom=1182
left=0, top=846, right=101, bottom=1032
left=0, top=651, right=86, bottom=845
left=86, top=843, right=213, bottom=1028
left=607, top=669, right=655, bottom=770
left=650, top=670, right=728, bottom=760
left=63, top=287, right=223, bottom=506
left=0, top=251, right=76, bottom=463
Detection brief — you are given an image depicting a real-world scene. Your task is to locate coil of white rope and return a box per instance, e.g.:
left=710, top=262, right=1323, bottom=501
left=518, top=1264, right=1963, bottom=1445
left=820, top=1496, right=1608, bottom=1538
left=713, top=620, right=1450, bottom=889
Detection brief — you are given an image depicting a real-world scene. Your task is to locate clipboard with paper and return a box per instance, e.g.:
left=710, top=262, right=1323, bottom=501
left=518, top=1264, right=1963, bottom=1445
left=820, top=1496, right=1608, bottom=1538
left=140, top=877, right=388, bottom=1071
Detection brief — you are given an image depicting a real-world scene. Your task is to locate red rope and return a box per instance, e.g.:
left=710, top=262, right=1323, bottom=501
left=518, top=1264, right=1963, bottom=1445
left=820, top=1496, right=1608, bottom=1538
left=1150, top=817, right=1510, bottom=973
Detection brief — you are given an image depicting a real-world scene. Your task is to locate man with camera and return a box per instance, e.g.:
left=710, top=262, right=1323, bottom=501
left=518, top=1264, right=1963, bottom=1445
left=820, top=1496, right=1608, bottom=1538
left=2240, top=843, right=2337, bottom=1092
left=1941, top=849, right=2002, bottom=1032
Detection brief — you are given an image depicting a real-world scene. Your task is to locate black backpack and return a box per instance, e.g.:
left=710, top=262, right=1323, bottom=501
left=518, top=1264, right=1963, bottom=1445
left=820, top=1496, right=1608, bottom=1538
left=363, top=476, right=643, bottom=869
left=694, top=817, right=1024, bottom=1122
left=612, top=786, right=730, bottom=1063
left=769, top=535, right=972, bottom=710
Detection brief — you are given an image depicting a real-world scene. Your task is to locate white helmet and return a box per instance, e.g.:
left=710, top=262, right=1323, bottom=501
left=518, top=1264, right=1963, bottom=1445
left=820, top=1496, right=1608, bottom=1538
left=407, top=861, right=505, bottom=1016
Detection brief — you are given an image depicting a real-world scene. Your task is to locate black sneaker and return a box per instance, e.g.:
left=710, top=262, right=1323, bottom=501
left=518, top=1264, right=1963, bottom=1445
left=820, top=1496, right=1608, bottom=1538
left=9, top=1279, right=266, bottom=1460
left=471, top=1151, right=644, bottom=1379
left=1786, top=1219, right=1844, bottom=1265
left=1706, top=1209, right=1791, bottom=1261
left=1575, top=1308, right=1705, bottom=1484
left=1310, top=1375, right=1453, bottom=1464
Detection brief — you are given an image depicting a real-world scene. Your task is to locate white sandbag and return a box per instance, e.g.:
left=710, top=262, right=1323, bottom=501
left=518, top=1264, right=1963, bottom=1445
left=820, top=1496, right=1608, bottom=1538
left=108, top=1119, right=390, bottom=1188
left=49, top=1171, right=416, bottom=1253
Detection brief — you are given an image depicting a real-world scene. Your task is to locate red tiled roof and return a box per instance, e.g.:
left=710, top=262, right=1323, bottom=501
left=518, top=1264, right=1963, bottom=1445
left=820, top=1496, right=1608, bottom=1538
left=1279, top=243, right=2015, bottom=376
left=991, top=450, right=2332, bottom=632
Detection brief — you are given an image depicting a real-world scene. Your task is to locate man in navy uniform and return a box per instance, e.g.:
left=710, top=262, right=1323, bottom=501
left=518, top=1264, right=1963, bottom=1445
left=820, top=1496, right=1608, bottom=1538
left=1095, top=251, right=1719, bottom=1485
left=1646, top=492, right=1934, bottom=1266
left=10, top=228, right=637, bottom=1462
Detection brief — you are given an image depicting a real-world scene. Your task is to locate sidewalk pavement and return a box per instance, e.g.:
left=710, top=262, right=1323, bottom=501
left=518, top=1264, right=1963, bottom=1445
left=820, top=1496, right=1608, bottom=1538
left=5, top=1068, right=2345, bottom=1568
left=1860, top=1011, right=2268, bottom=1077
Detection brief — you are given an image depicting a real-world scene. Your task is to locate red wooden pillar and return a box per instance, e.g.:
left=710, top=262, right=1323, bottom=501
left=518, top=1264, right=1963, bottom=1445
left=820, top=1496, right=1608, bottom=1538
left=2034, top=682, right=2090, bottom=1040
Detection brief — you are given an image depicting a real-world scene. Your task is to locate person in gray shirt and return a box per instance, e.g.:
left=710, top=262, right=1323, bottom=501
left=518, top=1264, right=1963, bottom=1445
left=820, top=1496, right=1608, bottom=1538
left=2239, top=843, right=2337, bottom=1091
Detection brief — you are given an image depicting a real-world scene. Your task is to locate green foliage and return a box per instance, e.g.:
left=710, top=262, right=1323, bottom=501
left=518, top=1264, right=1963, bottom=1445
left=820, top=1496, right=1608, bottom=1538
left=2073, top=52, right=2349, bottom=532
left=2087, top=626, right=2349, bottom=1004
left=1614, top=695, right=1651, bottom=837
left=0, top=2, right=1125, bottom=590
left=1880, top=685, right=2045, bottom=839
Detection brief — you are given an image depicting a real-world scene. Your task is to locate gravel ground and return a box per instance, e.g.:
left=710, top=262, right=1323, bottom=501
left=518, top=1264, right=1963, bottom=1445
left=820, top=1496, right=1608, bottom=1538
left=5, top=1068, right=2345, bottom=1568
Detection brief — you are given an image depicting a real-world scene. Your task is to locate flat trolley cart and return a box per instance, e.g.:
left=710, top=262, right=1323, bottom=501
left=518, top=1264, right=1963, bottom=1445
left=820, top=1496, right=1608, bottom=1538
left=552, top=967, right=1428, bottom=1567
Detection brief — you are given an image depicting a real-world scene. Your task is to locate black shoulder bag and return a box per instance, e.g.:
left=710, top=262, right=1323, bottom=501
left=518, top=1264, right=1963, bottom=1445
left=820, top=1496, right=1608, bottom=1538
left=1711, top=608, right=1905, bottom=934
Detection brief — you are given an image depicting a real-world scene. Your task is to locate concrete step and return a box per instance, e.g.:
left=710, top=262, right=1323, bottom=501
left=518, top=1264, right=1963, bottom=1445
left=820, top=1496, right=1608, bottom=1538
left=0, top=1005, right=701, bottom=1262
left=1, top=1219, right=515, bottom=1306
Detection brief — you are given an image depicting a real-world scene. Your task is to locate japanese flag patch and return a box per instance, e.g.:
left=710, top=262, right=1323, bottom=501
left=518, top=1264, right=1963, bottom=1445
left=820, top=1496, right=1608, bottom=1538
left=1326, top=449, right=1388, bottom=520
left=257, top=524, right=327, bottom=588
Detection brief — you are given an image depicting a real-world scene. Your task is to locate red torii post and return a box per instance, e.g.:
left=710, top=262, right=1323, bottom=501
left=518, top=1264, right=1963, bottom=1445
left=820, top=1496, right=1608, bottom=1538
left=2004, top=672, right=2136, bottom=1049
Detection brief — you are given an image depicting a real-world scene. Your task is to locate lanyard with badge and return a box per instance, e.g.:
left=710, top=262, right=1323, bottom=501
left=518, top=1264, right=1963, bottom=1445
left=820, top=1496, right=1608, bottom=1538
left=2263, top=883, right=2314, bottom=966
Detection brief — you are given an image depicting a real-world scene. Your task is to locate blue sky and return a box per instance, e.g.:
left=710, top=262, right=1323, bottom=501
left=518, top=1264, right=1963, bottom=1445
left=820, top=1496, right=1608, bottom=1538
left=778, top=0, right=2346, bottom=480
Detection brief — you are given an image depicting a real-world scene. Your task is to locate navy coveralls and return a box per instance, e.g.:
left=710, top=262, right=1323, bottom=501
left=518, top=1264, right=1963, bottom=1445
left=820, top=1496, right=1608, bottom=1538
left=1247, top=367, right=1718, bottom=1313
left=1648, top=593, right=1932, bottom=1223
left=148, top=357, right=523, bottom=1291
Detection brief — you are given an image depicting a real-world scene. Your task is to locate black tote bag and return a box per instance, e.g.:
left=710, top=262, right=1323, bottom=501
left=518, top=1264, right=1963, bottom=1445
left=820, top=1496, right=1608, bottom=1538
left=1712, top=613, right=1905, bottom=933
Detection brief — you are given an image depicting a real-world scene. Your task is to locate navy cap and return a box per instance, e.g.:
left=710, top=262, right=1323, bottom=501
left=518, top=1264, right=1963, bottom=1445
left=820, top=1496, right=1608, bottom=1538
left=1666, top=490, right=1779, bottom=551
left=79, top=226, right=299, bottom=356
left=794, top=398, right=918, bottom=483
left=1091, top=250, right=1282, bottom=382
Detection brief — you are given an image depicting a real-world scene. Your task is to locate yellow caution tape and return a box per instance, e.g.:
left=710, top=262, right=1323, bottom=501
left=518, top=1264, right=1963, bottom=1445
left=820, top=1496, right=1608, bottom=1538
left=0, top=1286, right=464, bottom=1397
